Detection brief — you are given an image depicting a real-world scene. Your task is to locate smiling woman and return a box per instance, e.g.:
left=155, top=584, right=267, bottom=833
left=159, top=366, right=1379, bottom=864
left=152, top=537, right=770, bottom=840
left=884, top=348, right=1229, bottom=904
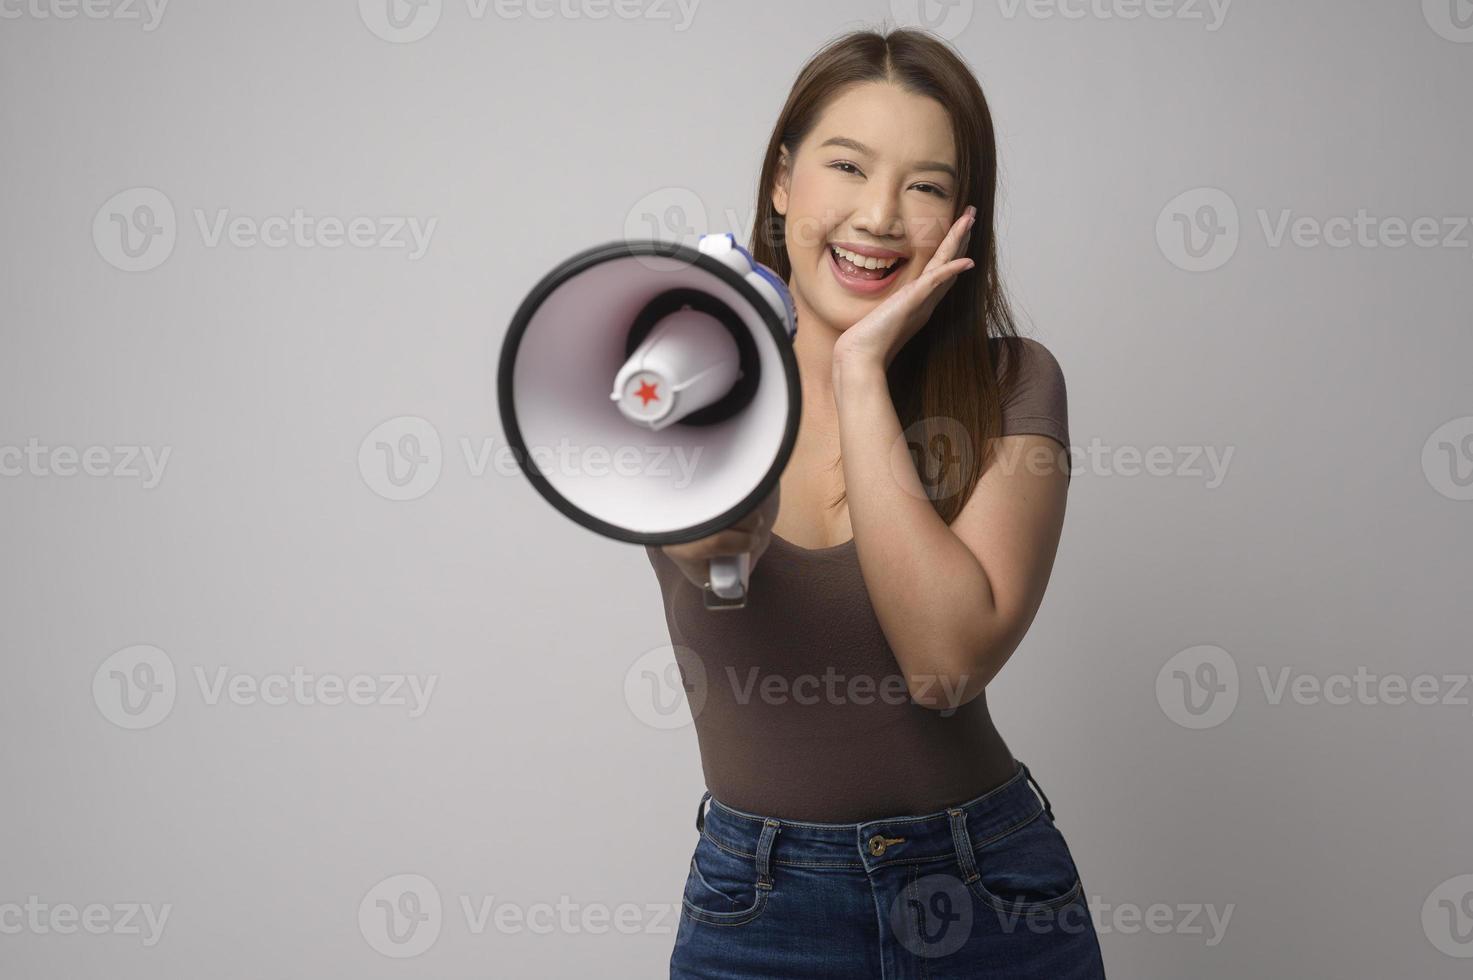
left=772, top=93, right=962, bottom=306
left=648, top=25, right=1105, bottom=980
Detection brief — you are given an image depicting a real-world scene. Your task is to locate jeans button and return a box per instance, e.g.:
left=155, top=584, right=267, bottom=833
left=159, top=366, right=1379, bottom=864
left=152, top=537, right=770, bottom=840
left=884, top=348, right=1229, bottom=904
left=868, top=834, right=887, bottom=857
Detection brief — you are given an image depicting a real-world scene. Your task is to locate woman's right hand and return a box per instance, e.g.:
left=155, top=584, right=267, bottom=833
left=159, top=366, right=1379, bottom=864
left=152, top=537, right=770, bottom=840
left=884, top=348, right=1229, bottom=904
left=660, top=483, right=780, bottom=591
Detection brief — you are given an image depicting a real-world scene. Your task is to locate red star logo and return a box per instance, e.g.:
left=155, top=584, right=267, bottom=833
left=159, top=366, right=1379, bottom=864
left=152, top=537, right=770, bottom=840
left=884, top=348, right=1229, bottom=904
left=634, top=379, right=660, bottom=406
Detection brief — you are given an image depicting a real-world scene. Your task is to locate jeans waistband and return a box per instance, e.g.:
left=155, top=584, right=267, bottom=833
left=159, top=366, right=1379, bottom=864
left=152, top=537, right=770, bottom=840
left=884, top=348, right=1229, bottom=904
left=692, top=759, right=1055, bottom=875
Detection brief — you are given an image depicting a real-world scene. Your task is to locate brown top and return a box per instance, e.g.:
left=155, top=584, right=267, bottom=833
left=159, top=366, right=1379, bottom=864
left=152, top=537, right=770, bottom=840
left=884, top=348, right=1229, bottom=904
left=644, top=338, right=1070, bottom=822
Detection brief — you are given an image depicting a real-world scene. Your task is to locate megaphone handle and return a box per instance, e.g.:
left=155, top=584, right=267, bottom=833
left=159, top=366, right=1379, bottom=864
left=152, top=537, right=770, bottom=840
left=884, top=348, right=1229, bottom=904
left=704, top=553, right=752, bottom=610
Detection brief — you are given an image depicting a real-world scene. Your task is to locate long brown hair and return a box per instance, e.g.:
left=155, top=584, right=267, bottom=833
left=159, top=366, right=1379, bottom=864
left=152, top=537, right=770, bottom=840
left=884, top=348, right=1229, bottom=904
left=749, top=27, right=1026, bottom=525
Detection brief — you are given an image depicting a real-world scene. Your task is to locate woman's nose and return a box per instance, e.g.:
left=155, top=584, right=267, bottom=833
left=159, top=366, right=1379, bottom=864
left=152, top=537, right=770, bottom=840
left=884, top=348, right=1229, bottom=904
left=851, top=185, right=905, bottom=240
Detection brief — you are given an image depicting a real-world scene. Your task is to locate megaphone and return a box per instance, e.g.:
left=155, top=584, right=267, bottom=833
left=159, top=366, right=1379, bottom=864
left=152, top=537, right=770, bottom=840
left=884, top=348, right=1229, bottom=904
left=497, top=233, right=801, bottom=610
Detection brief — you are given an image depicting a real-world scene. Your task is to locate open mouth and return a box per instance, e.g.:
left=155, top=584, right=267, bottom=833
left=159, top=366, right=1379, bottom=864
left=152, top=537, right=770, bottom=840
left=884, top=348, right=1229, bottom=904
left=828, top=244, right=908, bottom=284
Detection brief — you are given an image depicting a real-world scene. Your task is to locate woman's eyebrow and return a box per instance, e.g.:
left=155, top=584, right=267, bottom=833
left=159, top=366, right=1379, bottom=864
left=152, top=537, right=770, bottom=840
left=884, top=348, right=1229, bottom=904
left=817, top=135, right=957, bottom=181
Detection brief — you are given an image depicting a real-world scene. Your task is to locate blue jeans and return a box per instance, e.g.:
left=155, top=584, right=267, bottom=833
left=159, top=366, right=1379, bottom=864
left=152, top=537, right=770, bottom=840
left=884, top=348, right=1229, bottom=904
left=670, top=760, right=1107, bottom=979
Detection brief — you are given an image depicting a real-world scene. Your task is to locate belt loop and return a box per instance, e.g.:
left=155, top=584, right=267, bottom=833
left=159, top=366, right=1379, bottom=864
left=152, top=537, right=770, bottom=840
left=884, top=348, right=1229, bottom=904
left=1020, top=761, right=1055, bottom=821
left=947, top=807, right=980, bottom=884
left=695, top=791, right=712, bottom=833
left=754, top=819, right=781, bottom=890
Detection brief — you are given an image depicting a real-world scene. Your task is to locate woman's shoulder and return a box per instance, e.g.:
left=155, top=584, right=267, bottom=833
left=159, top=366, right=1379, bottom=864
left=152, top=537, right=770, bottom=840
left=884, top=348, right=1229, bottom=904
left=988, top=336, right=1069, bottom=451
left=990, top=334, right=1065, bottom=380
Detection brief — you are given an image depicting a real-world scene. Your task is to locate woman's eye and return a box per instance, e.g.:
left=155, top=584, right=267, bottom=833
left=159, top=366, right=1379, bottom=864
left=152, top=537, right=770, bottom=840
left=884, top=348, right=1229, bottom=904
left=828, top=162, right=947, bottom=198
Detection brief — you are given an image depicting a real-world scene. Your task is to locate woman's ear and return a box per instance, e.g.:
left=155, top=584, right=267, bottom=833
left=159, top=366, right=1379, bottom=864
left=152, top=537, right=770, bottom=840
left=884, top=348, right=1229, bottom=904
left=770, top=145, right=792, bottom=217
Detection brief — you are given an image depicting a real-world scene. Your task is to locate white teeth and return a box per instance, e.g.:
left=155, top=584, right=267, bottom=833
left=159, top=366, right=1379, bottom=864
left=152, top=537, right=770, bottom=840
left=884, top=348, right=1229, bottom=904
left=831, top=245, right=898, bottom=270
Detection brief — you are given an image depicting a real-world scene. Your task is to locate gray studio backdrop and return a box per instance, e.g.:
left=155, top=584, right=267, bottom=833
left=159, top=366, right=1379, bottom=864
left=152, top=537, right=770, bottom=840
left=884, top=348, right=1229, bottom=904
left=2, top=0, right=1470, bottom=977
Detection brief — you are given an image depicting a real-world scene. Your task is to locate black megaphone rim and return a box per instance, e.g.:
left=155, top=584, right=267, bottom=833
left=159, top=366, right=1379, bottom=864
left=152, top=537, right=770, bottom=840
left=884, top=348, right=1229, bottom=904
left=497, top=237, right=803, bottom=547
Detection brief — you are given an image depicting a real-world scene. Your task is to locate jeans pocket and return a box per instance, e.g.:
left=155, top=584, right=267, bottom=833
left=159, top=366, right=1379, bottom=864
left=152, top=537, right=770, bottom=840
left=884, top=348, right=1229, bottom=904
left=681, top=832, right=769, bottom=926
left=965, top=811, right=1083, bottom=917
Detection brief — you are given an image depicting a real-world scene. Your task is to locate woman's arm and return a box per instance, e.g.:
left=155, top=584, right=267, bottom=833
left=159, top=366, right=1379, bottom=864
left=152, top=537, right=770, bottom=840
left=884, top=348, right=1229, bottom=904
left=833, top=355, right=1070, bottom=711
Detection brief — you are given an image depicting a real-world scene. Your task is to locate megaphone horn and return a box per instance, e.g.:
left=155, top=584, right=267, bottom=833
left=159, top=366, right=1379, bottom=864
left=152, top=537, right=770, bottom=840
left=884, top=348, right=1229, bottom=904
left=497, top=233, right=801, bottom=610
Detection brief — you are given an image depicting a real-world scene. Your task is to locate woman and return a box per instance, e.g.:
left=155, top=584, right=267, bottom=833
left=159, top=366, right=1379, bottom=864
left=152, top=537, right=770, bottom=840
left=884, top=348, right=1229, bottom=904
left=645, top=26, right=1107, bottom=979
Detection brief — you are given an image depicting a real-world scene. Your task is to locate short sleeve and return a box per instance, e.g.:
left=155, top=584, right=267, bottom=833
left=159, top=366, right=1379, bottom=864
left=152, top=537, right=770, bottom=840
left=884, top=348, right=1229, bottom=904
left=998, top=337, right=1069, bottom=453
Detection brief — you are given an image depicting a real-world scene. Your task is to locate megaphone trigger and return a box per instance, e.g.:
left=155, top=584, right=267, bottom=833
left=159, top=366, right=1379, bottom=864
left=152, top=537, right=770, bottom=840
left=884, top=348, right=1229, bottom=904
left=703, top=553, right=753, bottom=610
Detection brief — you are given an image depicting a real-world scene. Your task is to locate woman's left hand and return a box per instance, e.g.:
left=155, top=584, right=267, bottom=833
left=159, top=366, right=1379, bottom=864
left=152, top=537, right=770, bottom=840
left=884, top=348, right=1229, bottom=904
left=831, top=204, right=977, bottom=376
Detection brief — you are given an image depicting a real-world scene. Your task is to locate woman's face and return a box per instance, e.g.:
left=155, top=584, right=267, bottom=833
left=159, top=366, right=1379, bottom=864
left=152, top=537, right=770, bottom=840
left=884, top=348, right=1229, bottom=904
left=771, top=81, right=962, bottom=331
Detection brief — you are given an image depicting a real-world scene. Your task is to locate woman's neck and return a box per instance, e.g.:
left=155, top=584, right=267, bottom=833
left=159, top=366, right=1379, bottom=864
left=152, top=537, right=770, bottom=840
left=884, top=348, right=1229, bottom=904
left=790, top=290, right=844, bottom=412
